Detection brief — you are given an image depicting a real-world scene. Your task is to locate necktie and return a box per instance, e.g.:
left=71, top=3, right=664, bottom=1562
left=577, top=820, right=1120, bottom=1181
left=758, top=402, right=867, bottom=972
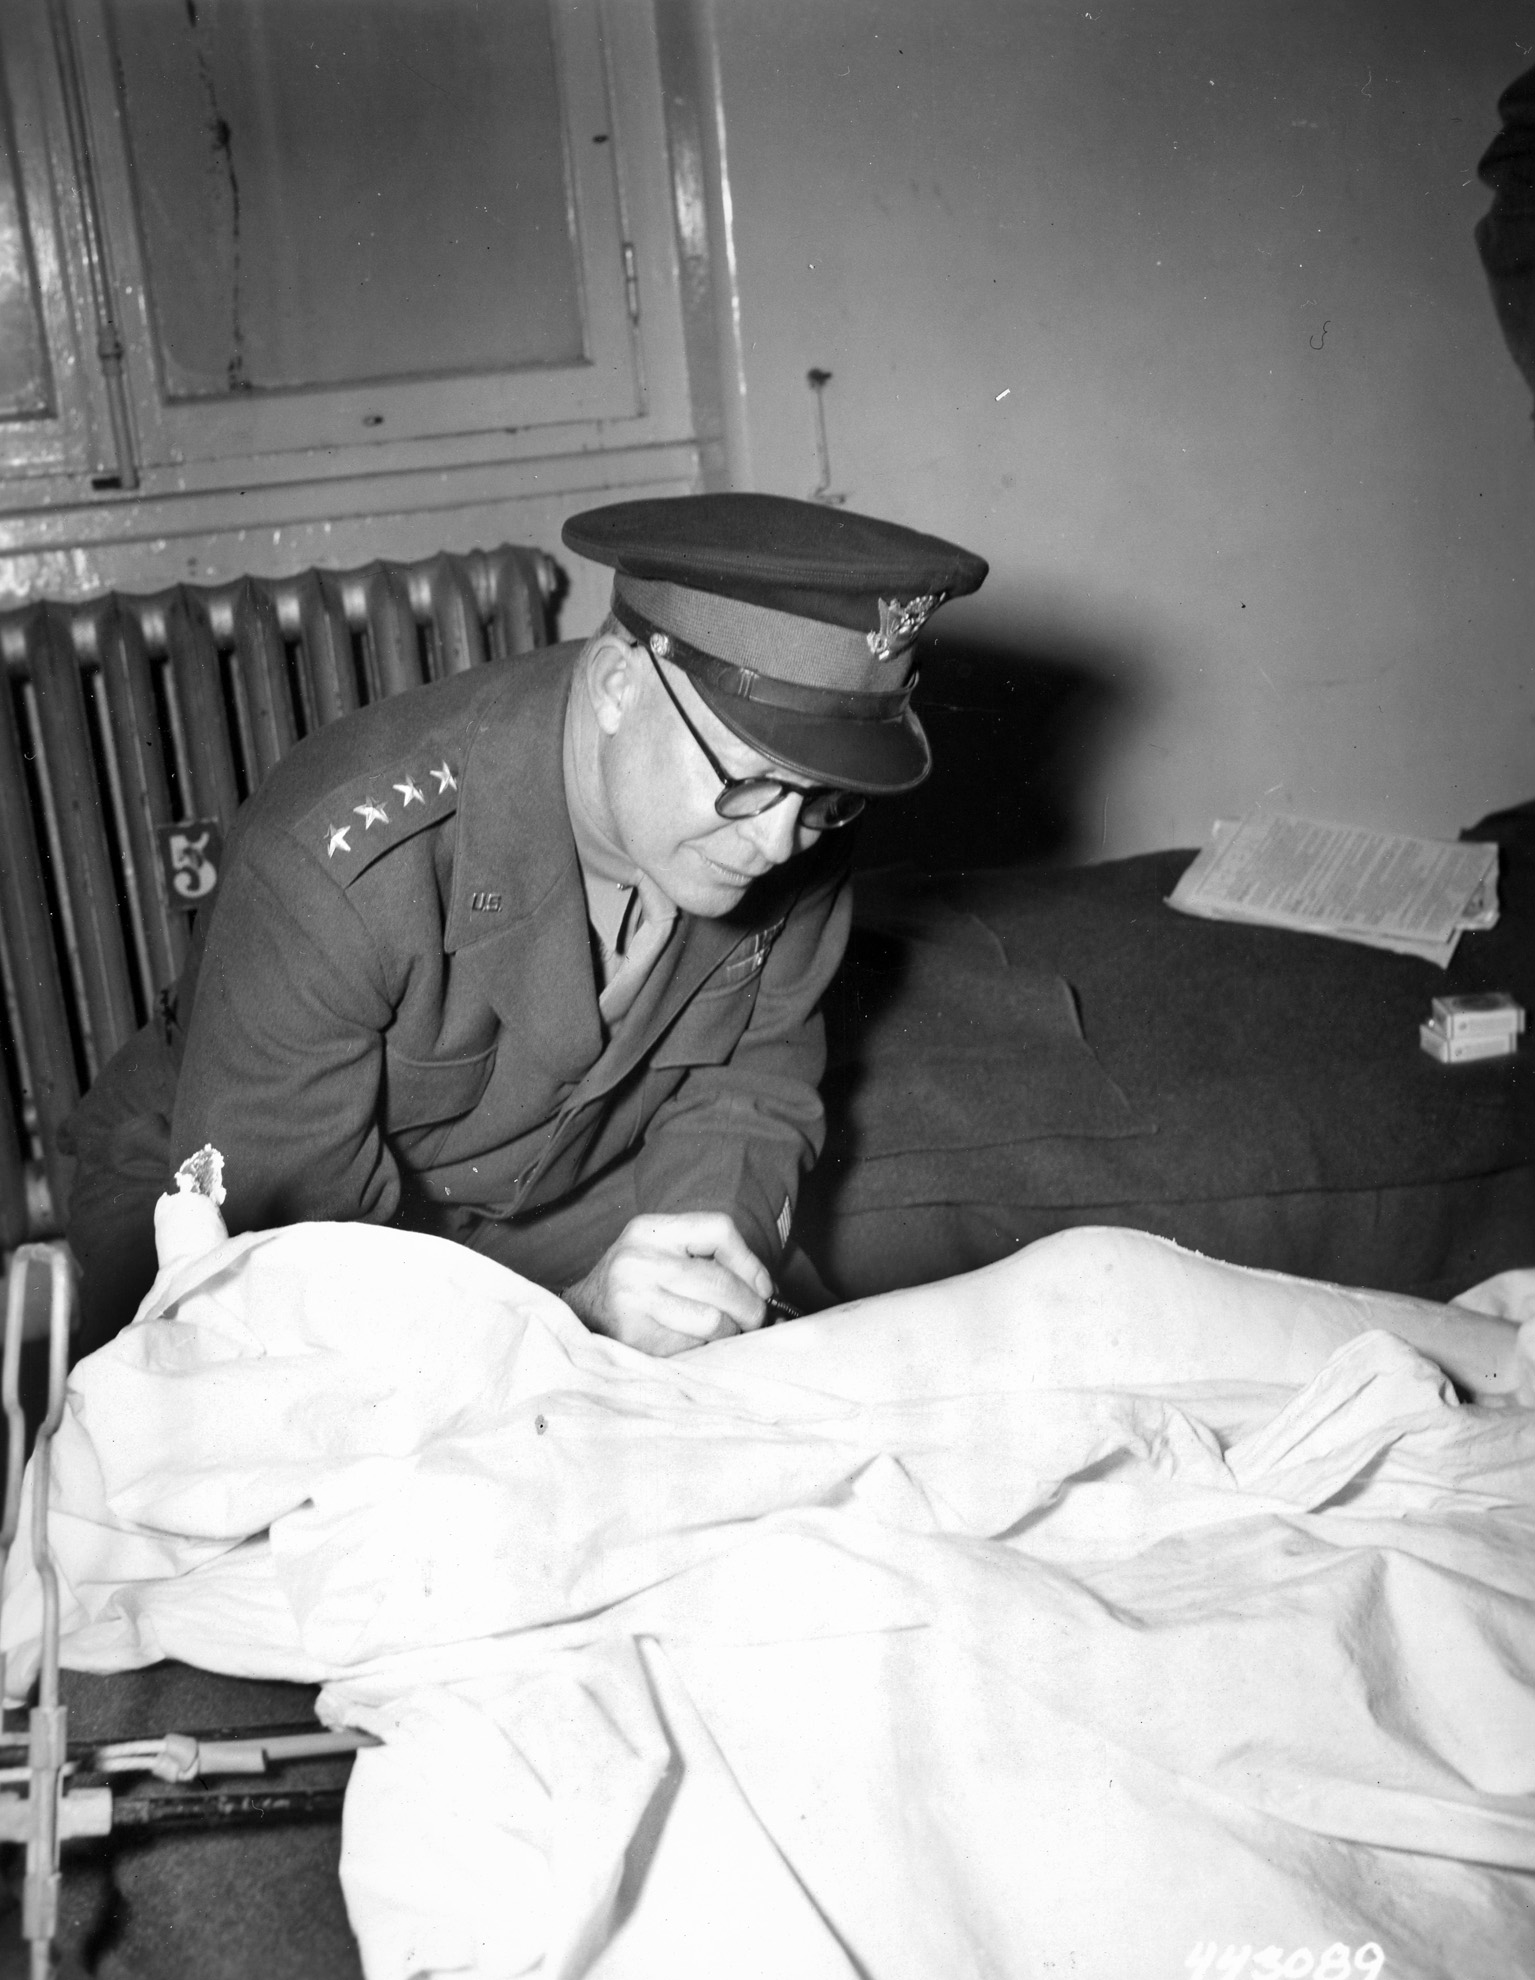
left=598, top=872, right=677, bottom=1025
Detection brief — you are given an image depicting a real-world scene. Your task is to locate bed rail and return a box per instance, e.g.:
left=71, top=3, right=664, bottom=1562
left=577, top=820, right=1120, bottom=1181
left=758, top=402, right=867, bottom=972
left=0, top=546, right=556, bottom=1248
left=0, top=1244, right=371, bottom=1974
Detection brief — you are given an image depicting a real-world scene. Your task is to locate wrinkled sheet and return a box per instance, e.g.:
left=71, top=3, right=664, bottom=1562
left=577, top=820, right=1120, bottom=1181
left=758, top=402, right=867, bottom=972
left=4, top=1218, right=1535, bottom=1980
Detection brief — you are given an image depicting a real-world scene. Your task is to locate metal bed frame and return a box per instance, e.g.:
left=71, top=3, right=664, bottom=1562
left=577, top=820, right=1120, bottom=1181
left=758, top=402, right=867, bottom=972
left=0, top=1245, right=374, bottom=1975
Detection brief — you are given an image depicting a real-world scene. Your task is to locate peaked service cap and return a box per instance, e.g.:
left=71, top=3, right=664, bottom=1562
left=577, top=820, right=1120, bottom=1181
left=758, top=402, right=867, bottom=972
left=561, top=493, right=987, bottom=793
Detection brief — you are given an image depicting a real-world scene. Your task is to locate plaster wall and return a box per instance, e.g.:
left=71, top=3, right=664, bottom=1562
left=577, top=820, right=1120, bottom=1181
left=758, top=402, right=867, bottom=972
left=709, top=0, right=1534, bottom=858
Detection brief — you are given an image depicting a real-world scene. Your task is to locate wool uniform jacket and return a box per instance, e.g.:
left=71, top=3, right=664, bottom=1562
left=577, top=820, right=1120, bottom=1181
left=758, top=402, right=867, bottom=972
left=168, top=644, right=853, bottom=1274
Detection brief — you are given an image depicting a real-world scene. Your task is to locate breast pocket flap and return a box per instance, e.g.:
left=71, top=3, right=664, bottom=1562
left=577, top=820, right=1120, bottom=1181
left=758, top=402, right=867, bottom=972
left=383, top=1044, right=497, bottom=1131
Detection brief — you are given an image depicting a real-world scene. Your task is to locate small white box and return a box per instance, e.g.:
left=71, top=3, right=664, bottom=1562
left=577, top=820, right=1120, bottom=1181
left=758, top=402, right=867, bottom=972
left=1428, top=992, right=1526, bottom=1041
left=1419, top=1022, right=1520, bottom=1065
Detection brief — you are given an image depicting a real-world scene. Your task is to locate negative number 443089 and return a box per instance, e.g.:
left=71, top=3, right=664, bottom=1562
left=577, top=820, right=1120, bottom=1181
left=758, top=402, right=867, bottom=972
left=1187, top=1947, right=1384, bottom=1980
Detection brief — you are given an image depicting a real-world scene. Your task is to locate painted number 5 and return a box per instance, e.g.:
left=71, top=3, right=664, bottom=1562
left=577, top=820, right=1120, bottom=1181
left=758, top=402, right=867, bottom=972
left=168, top=830, right=217, bottom=899
left=156, top=819, right=224, bottom=912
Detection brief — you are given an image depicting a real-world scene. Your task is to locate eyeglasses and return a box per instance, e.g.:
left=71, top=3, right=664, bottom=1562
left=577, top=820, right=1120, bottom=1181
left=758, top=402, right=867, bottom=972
left=647, top=652, right=866, bottom=831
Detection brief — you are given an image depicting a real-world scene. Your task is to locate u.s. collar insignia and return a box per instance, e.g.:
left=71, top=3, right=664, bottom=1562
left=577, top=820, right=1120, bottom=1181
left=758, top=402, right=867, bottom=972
left=866, top=593, right=941, bottom=660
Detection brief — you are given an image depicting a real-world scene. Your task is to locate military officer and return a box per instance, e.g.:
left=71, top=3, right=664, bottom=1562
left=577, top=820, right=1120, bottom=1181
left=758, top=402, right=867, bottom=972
left=64, top=494, right=986, bottom=1357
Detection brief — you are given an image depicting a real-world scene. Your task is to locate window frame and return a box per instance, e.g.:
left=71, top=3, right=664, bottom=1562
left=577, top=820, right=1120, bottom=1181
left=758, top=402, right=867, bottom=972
left=0, top=0, right=719, bottom=540
left=68, top=0, right=648, bottom=469
left=0, top=0, right=119, bottom=482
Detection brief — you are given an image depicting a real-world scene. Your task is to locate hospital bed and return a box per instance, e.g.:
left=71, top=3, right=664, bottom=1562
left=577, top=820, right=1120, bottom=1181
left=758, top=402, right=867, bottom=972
left=799, top=792, right=1535, bottom=1306
left=2, top=1188, right=1532, bottom=1979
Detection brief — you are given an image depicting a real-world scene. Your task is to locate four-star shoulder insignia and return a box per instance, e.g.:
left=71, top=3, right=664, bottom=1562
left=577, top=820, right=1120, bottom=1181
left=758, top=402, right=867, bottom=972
left=307, top=751, right=461, bottom=884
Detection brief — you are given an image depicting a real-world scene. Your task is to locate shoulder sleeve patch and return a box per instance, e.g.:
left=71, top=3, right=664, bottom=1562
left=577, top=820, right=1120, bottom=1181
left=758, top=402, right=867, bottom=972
left=298, top=754, right=461, bottom=884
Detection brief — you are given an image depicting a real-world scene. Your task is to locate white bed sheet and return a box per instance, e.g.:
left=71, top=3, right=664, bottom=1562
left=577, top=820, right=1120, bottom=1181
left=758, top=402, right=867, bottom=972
left=4, top=1210, right=1533, bottom=1980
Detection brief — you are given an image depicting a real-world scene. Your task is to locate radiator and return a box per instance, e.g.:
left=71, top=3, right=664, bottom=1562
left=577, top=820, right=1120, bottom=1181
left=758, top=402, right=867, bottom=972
left=0, top=545, right=555, bottom=1249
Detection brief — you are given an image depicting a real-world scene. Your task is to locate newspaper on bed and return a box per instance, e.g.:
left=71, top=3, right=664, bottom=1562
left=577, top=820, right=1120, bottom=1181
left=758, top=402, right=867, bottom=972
left=1167, top=808, right=1499, bottom=965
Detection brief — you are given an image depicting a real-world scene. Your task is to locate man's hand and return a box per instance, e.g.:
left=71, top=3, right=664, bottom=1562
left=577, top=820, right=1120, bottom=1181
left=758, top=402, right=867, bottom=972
left=562, top=1212, right=772, bottom=1356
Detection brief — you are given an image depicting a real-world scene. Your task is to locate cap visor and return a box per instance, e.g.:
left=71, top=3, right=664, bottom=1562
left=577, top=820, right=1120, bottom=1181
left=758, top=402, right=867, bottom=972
left=692, top=681, right=931, bottom=795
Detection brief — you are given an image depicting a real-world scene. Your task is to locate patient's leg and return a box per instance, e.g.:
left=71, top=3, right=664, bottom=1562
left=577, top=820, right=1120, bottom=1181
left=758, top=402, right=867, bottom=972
left=701, top=1226, right=1525, bottom=1404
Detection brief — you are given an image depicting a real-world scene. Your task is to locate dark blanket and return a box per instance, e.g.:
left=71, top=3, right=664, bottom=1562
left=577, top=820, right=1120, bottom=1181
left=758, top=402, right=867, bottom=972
left=817, top=877, right=1151, bottom=1181
left=800, top=801, right=1535, bottom=1303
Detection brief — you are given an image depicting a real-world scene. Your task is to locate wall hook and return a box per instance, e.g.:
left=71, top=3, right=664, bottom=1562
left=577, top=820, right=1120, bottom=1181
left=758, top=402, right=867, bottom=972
left=806, top=368, right=846, bottom=505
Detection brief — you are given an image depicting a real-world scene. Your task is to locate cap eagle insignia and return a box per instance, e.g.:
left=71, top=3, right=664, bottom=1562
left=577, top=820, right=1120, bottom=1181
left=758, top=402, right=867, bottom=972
left=866, top=593, right=942, bottom=660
